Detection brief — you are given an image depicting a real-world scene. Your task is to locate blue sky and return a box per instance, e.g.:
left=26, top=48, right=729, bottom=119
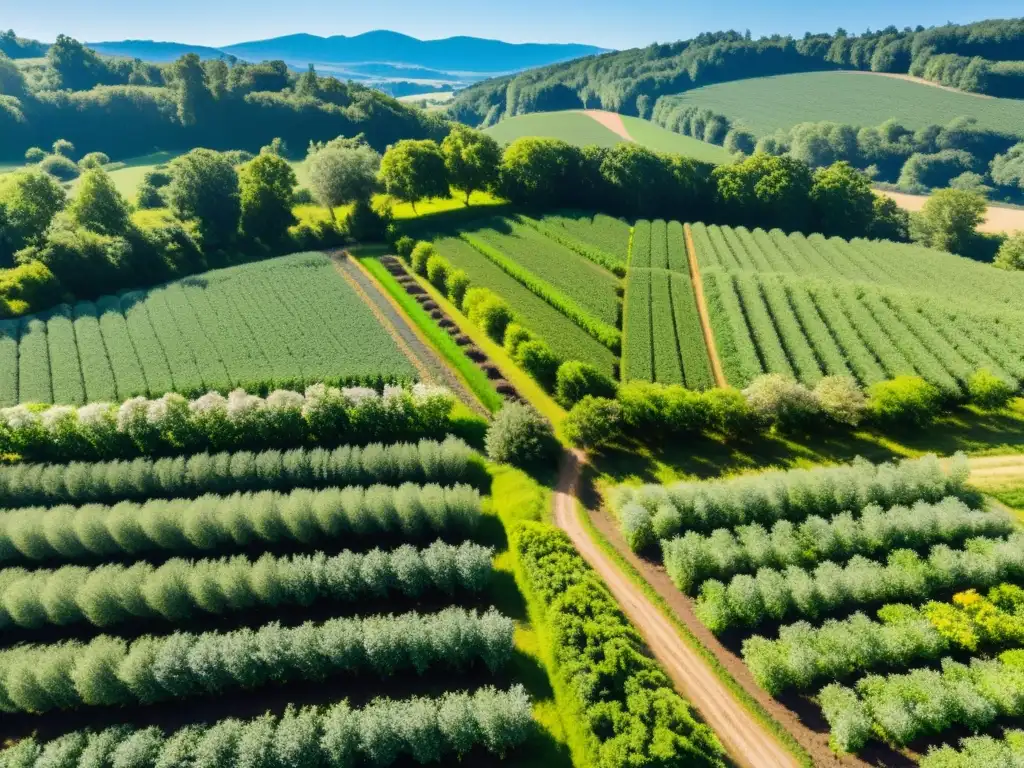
left=5, top=0, right=1022, bottom=50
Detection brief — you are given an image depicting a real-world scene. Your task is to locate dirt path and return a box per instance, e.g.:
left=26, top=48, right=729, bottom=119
left=683, top=224, right=727, bottom=388
left=879, top=190, right=1024, bottom=235
left=552, top=450, right=797, bottom=768
left=580, top=109, right=635, bottom=142
left=332, top=254, right=487, bottom=414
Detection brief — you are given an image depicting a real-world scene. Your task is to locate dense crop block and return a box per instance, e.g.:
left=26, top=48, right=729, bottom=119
left=0, top=437, right=477, bottom=508
left=694, top=532, right=1024, bottom=635
left=623, top=268, right=653, bottom=382
left=431, top=235, right=617, bottom=376
left=0, top=320, right=17, bottom=408
left=663, top=497, right=1014, bottom=594
left=0, top=542, right=493, bottom=631
left=821, top=652, right=1024, bottom=753
left=1, top=253, right=416, bottom=405
left=0, top=686, right=533, bottom=767
left=538, top=212, right=631, bottom=265
left=686, top=221, right=1024, bottom=392
left=0, top=483, right=482, bottom=566
left=511, top=521, right=727, bottom=768
left=0, top=607, right=514, bottom=714
left=743, top=584, right=1024, bottom=695
left=518, top=214, right=626, bottom=276
left=616, top=453, right=968, bottom=548
left=920, top=729, right=1024, bottom=768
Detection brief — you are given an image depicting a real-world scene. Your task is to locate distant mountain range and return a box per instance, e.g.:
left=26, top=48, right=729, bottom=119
left=88, top=32, right=608, bottom=91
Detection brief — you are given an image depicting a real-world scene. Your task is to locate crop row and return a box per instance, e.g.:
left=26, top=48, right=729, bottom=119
left=662, top=498, right=1012, bottom=594
left=511, top=521, right=727, bottom=767
left=616, top=453, right=967, bottom=548
left=743, top=584, right=1024, bottom=695
left=0, top=685, right=533, bottom=768
left=0, top=483, right=481, bottom=567
left=821, top=651, right=1024, bottom=752
left=1, top=383, right=456, bottom=463
left=0, top=541, right=492, bottom=632
left=0, top=437, right=476, bottom=508
left=622, top=267, right=653, bottom=382
left=519, top=214, right=627, bottom=275
left=695, top=533, right=1024, bottom=634
left=460, top=231, right=621, bottom=351
left=538, top=212, right=632, bottom=265
left=2, top=254, right=416, bottom=406
left=0, top=607, right=513, bottom=714
left=920, top=729, right=1024, bottom=768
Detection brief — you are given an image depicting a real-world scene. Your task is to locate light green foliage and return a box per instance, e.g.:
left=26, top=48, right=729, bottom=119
left=484, top=402, right=557, bottom=468
left=68, top=169, right=131, bottom=236
left=810, top=162, right=875, bottom=239
left=867, top=375, right=943, bottom=427
left=562, top=396, right=623, bottom=448
left=306, top=142, right=381, bottom=219
left=0, top=687, right=532, bottom=766
left=78, top=152, right=110, bottom=170
left=166, top=149, right=240, bottom=247
left=394, top=235, right=415, bottom=259
left=615, top=452, right=969, bottom=546
left=502, top=323, right=534, bottom=358
left=920, top=730, right=1024, bottom=768
left=0, top=607, right=513, bottom=713
left=913, top=188, right=987, bottom=255
left=743, top=374, right=820, bottom=431
left=0, top=481, right=480, bottom=565
left=511, top=522, right=727, bottom=767
left=0, top=253, right=417, bottom=405
left=0, top=169, right=67, bottom=258
left=379, top=139, right=449, bottom=211
left=23, top=147, right=45, bottom=164
left=514, top=339, right=560, bottom=390
left=410, top=242, right=435, bottom=275
left=814, top=375, right=868, bottom=426
left=0, top=542, right=493, bottom=631
left=465, top=287, right=513, bottom=341
left=445, top=268, right=469, bottom=308
left=239, top=153, right=297, bottom=243
left=441, top=125, right=501, bottom=203
left=425, top=253, right=450, bottom=290
left=994, top=231, right=1024, bottom=271
left=968, top=368, right=1015, bottom=409
left=555, top=361, right=617, bottom=408
left=52, top=139, right=75, bottom=158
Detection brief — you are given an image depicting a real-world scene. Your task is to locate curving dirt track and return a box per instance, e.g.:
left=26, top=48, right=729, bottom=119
left=552, top=449, right=798, bottom=768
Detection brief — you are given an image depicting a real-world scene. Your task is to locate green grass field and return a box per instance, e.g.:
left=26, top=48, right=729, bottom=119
left=618, top=116, right=732, bottom=163
left=663, top=71, right=1024, bottom=135
left=484, top=112, right=625, bottom=147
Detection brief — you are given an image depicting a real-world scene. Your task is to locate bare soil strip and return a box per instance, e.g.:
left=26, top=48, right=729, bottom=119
left=553, top=450, right=800, bottom=768
left=683, top=224, right=728, bottom=387
left=580, top=109, right=636, bottom=142
left=879, top=190, right=1024, bottom=235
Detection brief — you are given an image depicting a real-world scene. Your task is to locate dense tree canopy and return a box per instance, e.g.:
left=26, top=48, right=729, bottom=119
left=379, top=139, right=450, bottom=211
left=0, top=170, right=67, bottom=266
left=239, top=152, right=297, bottom=243
left=441, top=126, right=502, bottom=203
left=166, top=149, right=241, bottom=248
left=912, top=187, right=988, bottom=255
left=69, top=169, right=132, bottom=236
left=307, top=141, right=381, bottom=220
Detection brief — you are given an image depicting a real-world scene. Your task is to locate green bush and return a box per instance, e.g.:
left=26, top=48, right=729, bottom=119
left=701, top=388, right=751, bottom=437
left=23, top=147, right=45, bottom=164
left=52, top=139, right=75, bottom=158
left=410, top=242, right=435, bottom=275
left=78, top=152, right=110, bottom=170
left=502, top=323, right=534, bottom=358
left=743, top=374, right=820, bottom=431
left=39, top=154, right=81, bottom=181
left=425, top=254, right=451, bottom=290
left=868, top=375, right=944, bottom=427
left=815, top=375, right=868, bottom=426
left=554, top=361, right=617, bottom=408
left=484, top=403, right=557, bottom=468
left=394, top=235, right=415, bottom=259
left=467, top=291, right=513, bottom=342
left=968, top=369, right=1015, bottom=410
left=563, top=397, right=623, bottom=449
left=514, top=339, right=560, bottom=390
left=446, top=268, right=470, bottom=309
left=135, top=182, right=164, bottom=209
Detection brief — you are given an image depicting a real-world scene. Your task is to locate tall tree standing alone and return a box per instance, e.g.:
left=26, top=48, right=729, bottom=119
left=306, top=141, right=381, bottom=224
left=379, top=140, right=449, bottom=213
left=440, top=126, right=500, bottom=204
left=69, top=169, right=131, bottom=236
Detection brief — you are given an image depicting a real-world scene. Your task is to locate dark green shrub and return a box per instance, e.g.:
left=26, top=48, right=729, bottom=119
left=484, top=403, right=557, bottom=468
left=563, top=396, right=623, bottom=449
left=515, top=340, right=560, bottom=390
left=394, top=236, right=415, bottom=259
left=79, top=152, right=110, bottom=170
left=868, top=376, right=943, bottom=427
left=555, top=361, right=617, bottom=408
left=968, top=369, right=1015, bottom=410
left=39, top=154, right=81, bottom=181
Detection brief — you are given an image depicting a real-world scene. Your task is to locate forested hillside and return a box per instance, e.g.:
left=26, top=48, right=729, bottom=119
left=450, top=19, right=1024, bottom=126
left=0, top=34, right=446, bottom=162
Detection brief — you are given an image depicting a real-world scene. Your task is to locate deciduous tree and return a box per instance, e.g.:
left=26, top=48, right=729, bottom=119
left=379, top=139, right=449, bottom=212
left=440, top=126, right=500, bottom=204
left=239, top=153, right=297, bottom=244
left=69, top=169, right=131, bottom=236
left=166, top=149, right=240, bottom=247
left=306, top=142, right=381, bottom=223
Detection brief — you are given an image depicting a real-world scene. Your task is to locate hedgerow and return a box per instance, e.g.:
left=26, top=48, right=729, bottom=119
left=821, top=652, right=1024, bottom=753
left=743, top=584, right=1024, bottom=696
left=0, top=685, right=533, bottom=766
left=0, top=483, right=481, bottom=566
left=0, top=436, right=477, bottom=508
left=920, top=729, right=1024, bottom=768
left=511, top=521, right=727, bottom=768
left=0, top=607, right=514, bottom=714
left=695, top=532, right=1024, bottom=635
left=615, top=453, right=969, bottom=550
left=662, top=497, right=1012, bottom=594
left=0, top=383, right=456, bottom=462
left=0, top=542, right=493, bottom=631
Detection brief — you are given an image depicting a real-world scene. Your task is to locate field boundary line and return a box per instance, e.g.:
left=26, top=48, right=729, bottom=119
left=553, top=450, right=802, bottom=768
left=684, top=224, right=727, bottom=388
left=330, top=253, right=435, bottom=385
